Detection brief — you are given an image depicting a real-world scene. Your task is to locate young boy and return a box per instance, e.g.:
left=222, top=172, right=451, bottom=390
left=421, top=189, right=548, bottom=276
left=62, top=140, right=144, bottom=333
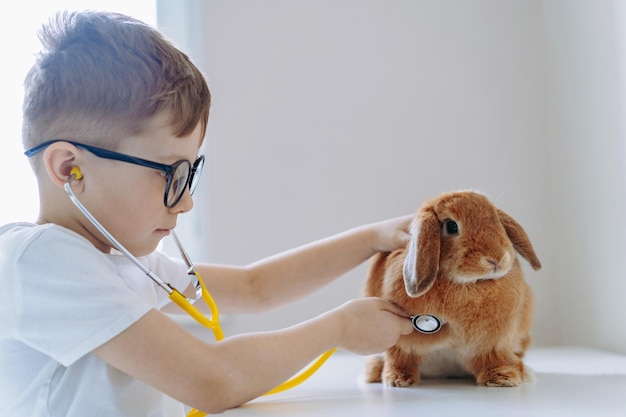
left=0, top=10, right=414, bottom=416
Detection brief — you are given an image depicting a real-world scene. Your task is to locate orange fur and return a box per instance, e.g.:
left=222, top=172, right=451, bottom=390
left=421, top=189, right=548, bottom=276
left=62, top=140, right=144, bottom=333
left=364, top=190, right=541, bottom=387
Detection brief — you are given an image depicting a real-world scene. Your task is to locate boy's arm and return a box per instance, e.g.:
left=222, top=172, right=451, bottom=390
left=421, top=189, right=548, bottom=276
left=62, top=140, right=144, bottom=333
left=193, top=215, right=412, bottom=314
left=94, top=297, right=413, bottom=414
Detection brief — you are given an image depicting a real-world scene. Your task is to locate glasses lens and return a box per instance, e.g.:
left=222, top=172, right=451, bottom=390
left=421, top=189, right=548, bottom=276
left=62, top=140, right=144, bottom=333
left=189, top=156, right=205, bottom=195
left=166, top=161, right=191, bottom=207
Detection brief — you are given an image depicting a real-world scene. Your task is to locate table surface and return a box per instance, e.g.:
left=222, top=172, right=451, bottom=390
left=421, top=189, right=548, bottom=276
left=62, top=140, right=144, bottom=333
left=222, top=346, right=626, bottom=417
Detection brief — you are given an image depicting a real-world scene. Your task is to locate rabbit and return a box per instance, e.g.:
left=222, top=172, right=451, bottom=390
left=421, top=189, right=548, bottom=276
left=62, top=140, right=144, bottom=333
left=364, top=190, right=541, bottom=388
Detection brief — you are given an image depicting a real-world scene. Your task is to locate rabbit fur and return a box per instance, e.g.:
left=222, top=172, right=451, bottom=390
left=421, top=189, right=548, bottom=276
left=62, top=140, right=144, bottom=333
left=364, top=190, right=541, bottom=387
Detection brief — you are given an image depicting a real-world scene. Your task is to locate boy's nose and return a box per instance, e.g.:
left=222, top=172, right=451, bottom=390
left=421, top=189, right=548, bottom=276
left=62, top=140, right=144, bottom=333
left=170, top=188, right=194, bottom=213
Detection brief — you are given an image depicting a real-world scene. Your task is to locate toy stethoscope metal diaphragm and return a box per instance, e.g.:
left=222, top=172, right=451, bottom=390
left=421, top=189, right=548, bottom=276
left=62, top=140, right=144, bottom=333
left=411, top=314, right=444, bottom=334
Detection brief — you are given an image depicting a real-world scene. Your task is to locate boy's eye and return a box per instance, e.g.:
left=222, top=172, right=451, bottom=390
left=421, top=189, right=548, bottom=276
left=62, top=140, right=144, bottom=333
left=443, top=220, right=459, bottom=235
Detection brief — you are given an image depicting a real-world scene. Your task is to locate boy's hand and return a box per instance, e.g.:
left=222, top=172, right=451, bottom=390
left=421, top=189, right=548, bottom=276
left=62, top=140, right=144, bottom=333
left=333, top=297, right=413, bottom=355
left=369, top=215, right=413, bottom=253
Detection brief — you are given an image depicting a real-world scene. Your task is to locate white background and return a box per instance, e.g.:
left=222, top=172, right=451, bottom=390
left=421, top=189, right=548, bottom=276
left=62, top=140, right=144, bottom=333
left=3, top=0, right=625, bottom=355
left=169, top=0, right=626, bottom=354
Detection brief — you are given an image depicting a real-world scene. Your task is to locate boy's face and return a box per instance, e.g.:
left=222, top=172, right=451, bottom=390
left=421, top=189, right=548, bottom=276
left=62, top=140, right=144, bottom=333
left=76, top=113, right=204, bottom=256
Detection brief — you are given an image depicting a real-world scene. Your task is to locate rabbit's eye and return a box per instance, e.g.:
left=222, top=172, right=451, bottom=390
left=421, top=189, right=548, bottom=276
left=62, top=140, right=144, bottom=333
left=443, top=220, right=459, bottom=235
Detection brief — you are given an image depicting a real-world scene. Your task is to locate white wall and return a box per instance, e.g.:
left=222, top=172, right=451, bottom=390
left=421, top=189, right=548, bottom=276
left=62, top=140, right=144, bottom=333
left=159, top=0, right=626, bottom=353
left=188, top=0, right=557, bottom=345
left=542, top=0, right=626, bottom=353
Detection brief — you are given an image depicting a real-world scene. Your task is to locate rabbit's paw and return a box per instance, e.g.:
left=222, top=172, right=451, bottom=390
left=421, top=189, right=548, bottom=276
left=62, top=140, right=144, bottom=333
left=477, top=364, right=524, bottom=387
left=382, top=368, right=418, bottom=387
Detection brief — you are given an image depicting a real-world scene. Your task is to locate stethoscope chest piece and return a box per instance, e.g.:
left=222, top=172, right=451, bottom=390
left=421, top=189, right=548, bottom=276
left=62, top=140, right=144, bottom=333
left=411, top=314, right=443, bottom=334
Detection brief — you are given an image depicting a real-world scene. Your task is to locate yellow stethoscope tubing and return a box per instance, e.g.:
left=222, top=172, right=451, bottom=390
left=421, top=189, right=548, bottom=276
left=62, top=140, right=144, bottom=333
left=169, top=231, right=224, bottom=340
left=65, top=172, right=336, bottom=413
left=169, top=264, right=338, bottom=392
left=179, top=267, right=337, bottom=417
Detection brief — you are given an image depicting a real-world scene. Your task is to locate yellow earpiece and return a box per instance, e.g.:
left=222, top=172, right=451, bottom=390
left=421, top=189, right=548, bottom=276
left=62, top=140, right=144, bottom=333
left=70, top=166, right=83, bottom=180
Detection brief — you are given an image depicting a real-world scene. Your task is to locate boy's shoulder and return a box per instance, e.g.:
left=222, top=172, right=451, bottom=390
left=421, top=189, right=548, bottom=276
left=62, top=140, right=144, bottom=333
left=0, top=222, right=96, bottom=260
left=0, top=222, right=185, bottom=279
left=1, top=222, right=89, bottom=242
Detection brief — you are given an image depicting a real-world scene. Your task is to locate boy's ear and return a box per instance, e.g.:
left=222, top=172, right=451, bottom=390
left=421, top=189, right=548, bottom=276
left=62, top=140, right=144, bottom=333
left=41, top=142, right=84, bottom=190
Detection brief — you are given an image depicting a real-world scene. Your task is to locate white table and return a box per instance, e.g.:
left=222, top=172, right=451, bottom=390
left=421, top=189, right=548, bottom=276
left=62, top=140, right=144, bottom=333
left=224, top=346, right=626, bottom=416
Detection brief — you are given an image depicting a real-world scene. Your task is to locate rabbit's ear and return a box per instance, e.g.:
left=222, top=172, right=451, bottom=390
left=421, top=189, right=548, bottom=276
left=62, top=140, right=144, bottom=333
left=403, top=209, right=440, bottom=297
left=497, top=209, right=542, bottom=271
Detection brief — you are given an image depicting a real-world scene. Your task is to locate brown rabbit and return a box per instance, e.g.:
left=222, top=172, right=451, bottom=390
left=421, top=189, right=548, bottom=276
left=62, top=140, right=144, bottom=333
left=364, top=190, right=541, bottom=387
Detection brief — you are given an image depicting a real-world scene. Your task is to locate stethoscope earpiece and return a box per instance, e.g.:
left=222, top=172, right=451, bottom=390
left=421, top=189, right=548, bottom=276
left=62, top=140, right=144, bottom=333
left=70, top=166, right=83, bottom=180
left=411, top=314, right=443, bottom=334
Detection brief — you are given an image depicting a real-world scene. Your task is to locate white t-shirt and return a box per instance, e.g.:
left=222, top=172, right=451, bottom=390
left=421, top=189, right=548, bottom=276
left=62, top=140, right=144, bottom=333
left=0, top=222, right=193, bottom=417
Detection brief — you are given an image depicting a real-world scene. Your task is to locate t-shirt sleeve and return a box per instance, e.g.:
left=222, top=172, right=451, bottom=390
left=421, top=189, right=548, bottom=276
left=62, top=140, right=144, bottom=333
left=11, top=226, right=153, bottom=367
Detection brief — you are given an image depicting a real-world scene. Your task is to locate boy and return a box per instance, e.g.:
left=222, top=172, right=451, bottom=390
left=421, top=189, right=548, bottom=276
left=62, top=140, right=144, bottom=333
left=0, top=10, right=413, bottom=416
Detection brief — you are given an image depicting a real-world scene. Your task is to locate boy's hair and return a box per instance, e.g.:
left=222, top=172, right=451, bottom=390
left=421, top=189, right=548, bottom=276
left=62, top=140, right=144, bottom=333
left=22, top=10, right=211, bottom=168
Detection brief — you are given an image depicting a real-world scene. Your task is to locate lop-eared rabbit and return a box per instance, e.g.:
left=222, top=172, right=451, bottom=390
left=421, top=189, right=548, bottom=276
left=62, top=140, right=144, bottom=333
left=364, top=190, right=541, bottom=387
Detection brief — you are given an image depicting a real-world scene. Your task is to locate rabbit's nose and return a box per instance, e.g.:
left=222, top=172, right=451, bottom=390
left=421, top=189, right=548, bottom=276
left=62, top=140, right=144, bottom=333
left=485, top=252, right=511, bottom=273
left=486, top=258, right=499, bottom=272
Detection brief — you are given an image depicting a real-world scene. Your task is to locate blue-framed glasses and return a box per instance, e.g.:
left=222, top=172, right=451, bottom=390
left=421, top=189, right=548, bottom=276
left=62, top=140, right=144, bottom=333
left=25, top=139, right=205, bottom=208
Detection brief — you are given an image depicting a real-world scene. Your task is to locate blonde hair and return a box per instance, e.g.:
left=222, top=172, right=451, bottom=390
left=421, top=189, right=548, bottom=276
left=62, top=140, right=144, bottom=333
left=22, top=10, right=210, bottom=165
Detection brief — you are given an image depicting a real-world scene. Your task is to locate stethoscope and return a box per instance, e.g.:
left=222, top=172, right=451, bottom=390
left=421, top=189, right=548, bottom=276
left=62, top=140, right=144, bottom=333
left=411, top=314, right=445, bottom=334
left=64, top=168, right=336, bottom=416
